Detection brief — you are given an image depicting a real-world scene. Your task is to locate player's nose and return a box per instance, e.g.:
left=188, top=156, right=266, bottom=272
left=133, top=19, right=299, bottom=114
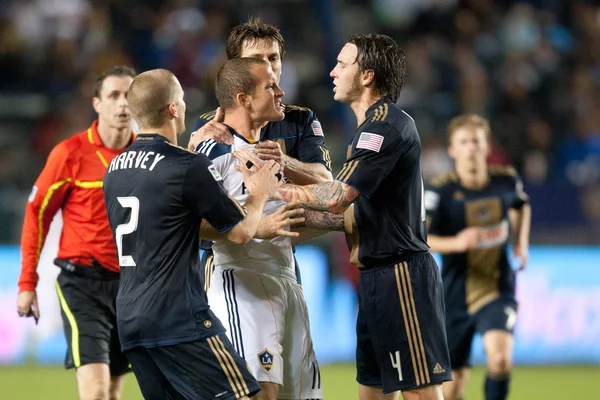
left=275, top=84, right=285, bottom=98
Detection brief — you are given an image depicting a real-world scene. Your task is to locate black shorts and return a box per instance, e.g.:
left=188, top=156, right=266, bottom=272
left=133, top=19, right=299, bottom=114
left=125, top=334, right=261, bottom=400
left=55, top=269, right=130, bottom=376
left=445, top=297, right=518, bottom=370
left=356, top=253, right=452, bottom=393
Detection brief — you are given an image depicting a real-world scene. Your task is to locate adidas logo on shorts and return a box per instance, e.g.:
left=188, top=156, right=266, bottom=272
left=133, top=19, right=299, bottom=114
left=433, top=363, right=445, bottom=374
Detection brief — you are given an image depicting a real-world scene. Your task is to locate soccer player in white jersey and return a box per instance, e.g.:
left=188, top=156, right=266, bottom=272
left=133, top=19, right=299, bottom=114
left=197, top=58, right=339, bottom=400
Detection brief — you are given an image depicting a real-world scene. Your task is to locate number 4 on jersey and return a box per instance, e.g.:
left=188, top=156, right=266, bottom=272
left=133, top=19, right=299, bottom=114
left=390, top=350, right=403, bottom=381
left=116, top=196, right=139, bottom=267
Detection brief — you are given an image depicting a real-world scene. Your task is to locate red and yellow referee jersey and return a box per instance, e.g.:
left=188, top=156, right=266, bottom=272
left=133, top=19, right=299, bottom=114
left=19, top=120, right=133, bottom=293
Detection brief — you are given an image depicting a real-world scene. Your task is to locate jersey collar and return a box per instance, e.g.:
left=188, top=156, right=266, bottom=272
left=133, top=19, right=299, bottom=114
left=87, top=120, right=136, bottom=148
left=135, top=133, right=170, bottom=142
left=365, top=96, right=392, bottom=118
left=225, top=125, right=259, bottom=144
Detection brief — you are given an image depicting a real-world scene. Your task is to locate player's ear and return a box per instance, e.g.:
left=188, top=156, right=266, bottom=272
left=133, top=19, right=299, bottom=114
left=361, top=69, right=375, bottom=87
left=447, top=143, right=456, bottom=159
left=92, top=96, right=101, bottom=114
left=236, top=92, right=249, bottom=108
left=168, top=103, right=178, bottom=118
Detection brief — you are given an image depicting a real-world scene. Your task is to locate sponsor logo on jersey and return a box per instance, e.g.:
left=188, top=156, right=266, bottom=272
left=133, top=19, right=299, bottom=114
left=208, top=164, right=223, bottom=181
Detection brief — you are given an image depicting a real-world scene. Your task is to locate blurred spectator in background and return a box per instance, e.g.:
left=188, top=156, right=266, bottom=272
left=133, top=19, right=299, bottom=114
left=1, top=0, right=600, bottom=284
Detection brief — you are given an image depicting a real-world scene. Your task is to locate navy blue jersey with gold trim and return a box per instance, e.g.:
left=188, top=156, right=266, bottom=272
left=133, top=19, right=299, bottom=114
left=425, top=166, right=529, bottom=314
left=104, top=134, right=246, bottom=350
left=193, top=105, right=331, bottom=171
left=337, top=97, right=429, bottom=269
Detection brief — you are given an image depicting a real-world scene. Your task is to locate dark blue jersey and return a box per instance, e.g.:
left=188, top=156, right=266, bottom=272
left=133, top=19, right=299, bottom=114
left=337, top=97, right=430, bottom=269
left=425, top=166, right=529, bottom=314
left=103, top=134, right=246, bottom=350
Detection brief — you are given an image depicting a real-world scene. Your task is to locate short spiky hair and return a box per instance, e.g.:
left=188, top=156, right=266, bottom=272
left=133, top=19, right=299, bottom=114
left=447, top=114, right=492, bottom=143
left=93, top=65, right=136, bottom=98
left=347, top=34, right=406, bottom=102
left=226, top=17, right=285, bottom=60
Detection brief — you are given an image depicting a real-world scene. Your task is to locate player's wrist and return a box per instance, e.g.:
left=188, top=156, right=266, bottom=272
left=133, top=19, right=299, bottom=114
left=247, top=190, right=269, bottom=204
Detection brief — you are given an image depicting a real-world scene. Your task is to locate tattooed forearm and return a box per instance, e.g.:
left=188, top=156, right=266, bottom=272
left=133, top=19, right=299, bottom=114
left=298, top=210, right=345, bottom=231
left=278, top=181, right=359, bottom=214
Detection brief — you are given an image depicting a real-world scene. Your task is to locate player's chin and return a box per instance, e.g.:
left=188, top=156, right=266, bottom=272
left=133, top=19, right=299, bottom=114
left=272, top=108, right=285, bottom=121
left=114, top=118, right=132, bottom=128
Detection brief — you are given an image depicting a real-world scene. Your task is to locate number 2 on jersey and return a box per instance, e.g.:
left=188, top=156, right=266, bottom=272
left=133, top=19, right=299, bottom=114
left=116, top=196, right=139, bottom=267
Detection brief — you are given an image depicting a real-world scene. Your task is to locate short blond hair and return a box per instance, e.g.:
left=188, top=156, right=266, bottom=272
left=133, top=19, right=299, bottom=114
left=127, top=69, right=179, bottom=129
left=447, top=114, right=491, bottom=143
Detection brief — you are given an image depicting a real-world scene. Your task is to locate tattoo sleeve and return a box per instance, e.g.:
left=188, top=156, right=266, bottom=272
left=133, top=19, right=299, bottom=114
left=299, top=210, right=345, bottom=231
left=278, top=181, right=360, bottom=214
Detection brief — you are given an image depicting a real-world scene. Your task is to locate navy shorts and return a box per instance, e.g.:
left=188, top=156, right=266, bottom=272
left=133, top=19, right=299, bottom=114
left=125, top=333, right=261, bottom=400
left=445, top=297, right=518, bottom=369
left=356, top=253, right=452, bottom=393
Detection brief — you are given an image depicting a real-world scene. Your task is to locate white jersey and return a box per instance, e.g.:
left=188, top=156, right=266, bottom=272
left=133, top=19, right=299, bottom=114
left=198, top=133, right=323, bottom=399
left=198, top=135, right=294, bottom=274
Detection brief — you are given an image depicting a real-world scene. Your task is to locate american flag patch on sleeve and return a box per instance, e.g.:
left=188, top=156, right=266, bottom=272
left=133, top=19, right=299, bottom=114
left=311, top=121, right=324, bottom=136
left=356, top=132, right=384, bottom=152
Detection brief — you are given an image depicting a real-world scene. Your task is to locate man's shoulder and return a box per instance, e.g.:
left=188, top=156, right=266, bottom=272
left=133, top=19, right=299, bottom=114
left=362, top=104, right=416, bottom=136
left=281, top=104, right=315, bottom=123
left=195, top=139, right=232, bottom=160
left=198, top=109, right=218, bottom=121
left=488, top=165, right=520, bottom=190
left=429, top=171, right=459, bottom=191
left=488, top=164, right=518, bottom=178
left=51, top=130, right=91, bottom=160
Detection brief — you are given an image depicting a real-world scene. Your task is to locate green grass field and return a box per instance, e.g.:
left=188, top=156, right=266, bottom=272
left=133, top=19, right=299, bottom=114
left=0, top=364, right=598, bottom=399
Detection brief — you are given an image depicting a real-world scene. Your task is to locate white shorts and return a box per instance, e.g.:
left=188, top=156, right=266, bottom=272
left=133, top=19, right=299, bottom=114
left=208, top=264, right=323, bottom=400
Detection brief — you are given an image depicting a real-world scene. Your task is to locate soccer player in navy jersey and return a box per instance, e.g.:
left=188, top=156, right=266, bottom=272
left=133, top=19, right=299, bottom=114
left=104, top=69, right=287, bottom=400
left=425, top=114, right=531, bottom=400
left=265, top=34, right=452, bottom=400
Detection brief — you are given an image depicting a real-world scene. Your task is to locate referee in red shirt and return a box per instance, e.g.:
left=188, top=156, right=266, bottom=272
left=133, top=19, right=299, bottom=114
left=17, top=66, right=136, bottom=400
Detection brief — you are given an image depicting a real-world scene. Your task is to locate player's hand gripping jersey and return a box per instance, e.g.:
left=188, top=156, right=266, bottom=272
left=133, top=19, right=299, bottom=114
left=198, top=131, right=293, bottom=271
left=197, top=128, right=323, bottom=399
left=194, top=105, right=331, bottom=171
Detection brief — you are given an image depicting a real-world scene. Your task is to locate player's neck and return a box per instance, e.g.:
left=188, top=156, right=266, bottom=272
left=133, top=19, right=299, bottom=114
left=96, top=120, right=132, bottom=149
left=457, top=164, right=489, bottom=190
left=351, top=92, right=382, bottom=127
left=223, top=113, right=262, bottom=142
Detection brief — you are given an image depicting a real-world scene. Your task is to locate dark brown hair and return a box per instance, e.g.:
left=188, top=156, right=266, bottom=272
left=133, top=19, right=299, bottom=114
left=226, top=17, right=285, bottom=60
left=93, top=65, right=136, bottom=98
left=347, top=34, right=406, bottom=102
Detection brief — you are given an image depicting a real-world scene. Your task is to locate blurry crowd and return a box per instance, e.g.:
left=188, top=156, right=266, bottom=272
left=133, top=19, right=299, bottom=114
left=1, top=0, right=599, bottom=244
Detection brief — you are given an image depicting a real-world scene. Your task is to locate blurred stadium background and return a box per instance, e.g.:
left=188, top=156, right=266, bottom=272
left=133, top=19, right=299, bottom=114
left=1, top=0, right=599, bottom=399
